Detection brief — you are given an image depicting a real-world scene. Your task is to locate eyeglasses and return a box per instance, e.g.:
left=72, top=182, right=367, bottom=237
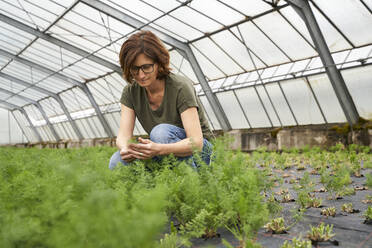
left=130, top=63, right=155, bottom=75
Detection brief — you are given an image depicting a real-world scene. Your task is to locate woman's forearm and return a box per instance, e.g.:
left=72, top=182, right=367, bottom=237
left=157, top=137, right=203, bottom=157
left=116, top=136, right=131, bottom=150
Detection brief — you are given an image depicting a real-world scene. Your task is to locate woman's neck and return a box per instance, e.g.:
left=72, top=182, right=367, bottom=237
left=145, top=78, right=165, bottom=96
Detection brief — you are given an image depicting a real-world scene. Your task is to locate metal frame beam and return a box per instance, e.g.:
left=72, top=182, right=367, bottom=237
left=0, top=13, right=122, bottom=73
left=0, top=105, right=29, bottom=144
left=0, top=88, right=61, bottom=141
left=0, top=48, right=114, bottom=137
left=0, top=72, right=84, bottom=140
left=285, top=0, right=359, bottom=125
left=80, top=0, right=231, bottom=131
left=0, top=101, right=42, bottom=142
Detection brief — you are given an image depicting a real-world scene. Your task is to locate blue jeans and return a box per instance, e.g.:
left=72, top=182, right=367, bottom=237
left=109, top=123, right=213, bottom=170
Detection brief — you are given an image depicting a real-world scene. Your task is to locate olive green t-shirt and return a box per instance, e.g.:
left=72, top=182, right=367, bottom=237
left=120, top=73, right=212, bottom=139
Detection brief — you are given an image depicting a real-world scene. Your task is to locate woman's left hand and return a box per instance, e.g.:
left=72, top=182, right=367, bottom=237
left=128, top=137, right=160, bottom=159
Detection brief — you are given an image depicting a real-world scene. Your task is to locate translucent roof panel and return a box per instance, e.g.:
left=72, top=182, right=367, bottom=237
left=307, top=74, right=346, bottom=123
left=87, top=73, right=126, bottom=107
left=313, top=0, right=372, bottom=47
left=342, top=65, right=372, bottom=119
left=1, top=61, right=72, bottom=93
left=309, top=2, right=353, bottom=51
left=20, top=40, right=111, bottom=81
left=59, top=87, right=92, bottom=113
left=0, top=0, right=53, bottom=31
left=39, top=97, right=64, bottom=118
left=280, top=78, right=325, bottom=125
left=263, top=83, right=297, bottom=126
left=234, top=22, right=290, bottom=66
left=171, top=5, right=222, bottom=35
left=234, top=87, right=272, bottom=128
left=216, top=91, right=249, bottom=129
left=253, top=11, right=317, bottom=61
left=0, top=21, right=35, bottom=54
left=189, top=0, right=245, bottom=26
left=12, top=109, right=38, bottom=142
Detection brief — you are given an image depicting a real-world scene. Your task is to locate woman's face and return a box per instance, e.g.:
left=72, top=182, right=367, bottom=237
left=131, top=53, right=158, bottom=87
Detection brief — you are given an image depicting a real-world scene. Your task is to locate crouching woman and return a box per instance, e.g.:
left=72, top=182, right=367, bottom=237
left=109, top=30, right=213, bottom=170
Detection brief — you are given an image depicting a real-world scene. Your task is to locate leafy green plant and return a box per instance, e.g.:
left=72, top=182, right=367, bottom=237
left=362, top=194, right=372, bottom=204
left=281, top=237, right=312, bottom=248
left=366, top=173, right=372, bottom=187
left=264, top=217, right=288, bottom=234
left=306, top=223, right=335, bottom=243
left=341, top=203, right=359, bottom=214
left=306, top=197, right=322, bottom=208
left=321, top=207, right=336, bottom=217
left=364, top=206, right=372, bottom=224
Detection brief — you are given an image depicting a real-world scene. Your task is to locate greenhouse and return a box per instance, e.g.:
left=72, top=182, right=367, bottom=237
left=0, top=0, right=372, bottom=247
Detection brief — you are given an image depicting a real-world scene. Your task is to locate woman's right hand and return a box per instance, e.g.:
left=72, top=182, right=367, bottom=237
left=120, top=147, right=135, bottom=163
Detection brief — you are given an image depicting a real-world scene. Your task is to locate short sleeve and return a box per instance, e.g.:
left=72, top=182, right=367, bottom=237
left=177, top=81, right=199, bottom=114
left=120, top=84, right=134, bottom=109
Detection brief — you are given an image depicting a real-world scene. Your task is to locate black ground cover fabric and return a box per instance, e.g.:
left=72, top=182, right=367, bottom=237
left=189, top=165, right=372, bottom=247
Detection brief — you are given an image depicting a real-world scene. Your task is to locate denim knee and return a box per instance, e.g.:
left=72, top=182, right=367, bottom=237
left=108, top=150, right=129, bottom=170
left=150, top=123, right=184, bottom=144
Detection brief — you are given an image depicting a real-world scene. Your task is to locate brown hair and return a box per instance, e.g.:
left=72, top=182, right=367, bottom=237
left=119, top=30, right=171, bottom=83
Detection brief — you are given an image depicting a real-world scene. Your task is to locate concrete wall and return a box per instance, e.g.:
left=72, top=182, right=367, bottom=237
left=227, top=124, right=372, bottom=151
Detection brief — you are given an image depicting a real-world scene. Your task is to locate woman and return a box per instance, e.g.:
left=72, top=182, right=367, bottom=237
left=109, top=30, right=213, bottom=170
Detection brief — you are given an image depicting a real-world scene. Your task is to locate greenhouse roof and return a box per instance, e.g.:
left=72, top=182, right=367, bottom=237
left=0, top=0, right=372, bottom=143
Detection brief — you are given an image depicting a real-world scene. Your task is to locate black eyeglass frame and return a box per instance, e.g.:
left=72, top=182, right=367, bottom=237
left=130, top=63, right=155, bottom=75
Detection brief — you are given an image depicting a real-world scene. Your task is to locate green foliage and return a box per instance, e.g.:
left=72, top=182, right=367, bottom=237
left=2, top=138, right=371, bottom=247
left=341, top=203, right=353, bottom=213
left=0, top=147, right=167, bottom=248
left=321, top=207, right=336, bottom=217
left=281, top=237, right=312, bottom=248
left=365, top=173, right=372, bottom=187
left=158, top=232, right=190, bottom=248
left=264, top=217, right=287, bottom=234
left=294, top=172, right=315, bottom=209
left=320, top=164, right=351, bottom=199
left=307, top=223, right=335, bottom=242
left=364, top=206, right=372, bottom=221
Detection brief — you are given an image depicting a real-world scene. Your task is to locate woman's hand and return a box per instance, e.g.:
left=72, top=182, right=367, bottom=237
left=119, top=147, right=136, bottom=163
left=128, top=137, right=160, bottom=159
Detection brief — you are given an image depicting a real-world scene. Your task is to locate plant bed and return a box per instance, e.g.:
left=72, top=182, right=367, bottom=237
left=1, top=142, right=372, bottom=248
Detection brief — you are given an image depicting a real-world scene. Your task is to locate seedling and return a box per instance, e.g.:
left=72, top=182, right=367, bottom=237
left=281, top=193, right=295, bottom=203
left=296, top=164, right=306, bottom=171
left=362, top=194, right=372, bottom=204
left=341, top=203, right=359, bottom=214
left=306, top=197, right=322, bottom=208
left=337, top=186, right=355, bottom=197
left=366, top=173, right=372, bottom=187
left=276, top=188, right=289, bottom=196
left=307, top=223, right=335, bottom=243
left=264, top=217, right=288, bottom=234
left=364, top=206, right=372, bottom=224
left=281, top=237, right=312, bottom=248
left=266, top=194, right=283, bottom=217
left=289, top=178, right=297, bottom=184
left=321, top=207, right=336, bottom=217
left=321, top=165, right=351, bottom=200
